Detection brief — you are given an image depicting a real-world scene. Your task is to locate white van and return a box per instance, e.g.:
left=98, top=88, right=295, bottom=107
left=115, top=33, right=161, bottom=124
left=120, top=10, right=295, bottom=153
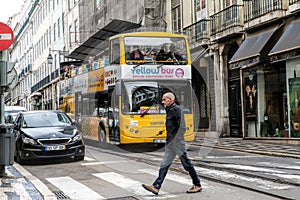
left=4, top=106, right=27, bottom=123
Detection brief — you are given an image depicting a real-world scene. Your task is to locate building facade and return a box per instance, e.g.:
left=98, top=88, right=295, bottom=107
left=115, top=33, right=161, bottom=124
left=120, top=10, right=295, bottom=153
left=7, top=0, right=300, bottom=140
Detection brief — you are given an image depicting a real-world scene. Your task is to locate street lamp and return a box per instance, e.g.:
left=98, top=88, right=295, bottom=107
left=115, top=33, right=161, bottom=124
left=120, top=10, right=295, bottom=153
left=47, top=53, right=53, bottom=65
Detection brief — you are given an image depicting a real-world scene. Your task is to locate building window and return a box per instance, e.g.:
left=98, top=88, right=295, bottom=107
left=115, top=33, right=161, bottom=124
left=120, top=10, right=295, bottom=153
left=243, top=65, right=287, bottom=138
left=49, top=26, right=51, bottom=45
left=196, top=0, right=207, bottom=20
left=62, top=13, right=65, bottom=34
left=74, top=19, right=78, bottom=43
left=69, top=25, right=72, bottom=47
left=172, top=0, right=181, bottom=33
left=68, top=0, right=71, bottom=10
left=57, top=18, right=61, bottom=38
left=53, top=23, right=56, bottom=42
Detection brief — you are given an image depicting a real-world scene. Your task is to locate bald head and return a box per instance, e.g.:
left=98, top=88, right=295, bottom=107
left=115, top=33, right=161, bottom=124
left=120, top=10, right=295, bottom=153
left=162, top=92, right=175, bottom=108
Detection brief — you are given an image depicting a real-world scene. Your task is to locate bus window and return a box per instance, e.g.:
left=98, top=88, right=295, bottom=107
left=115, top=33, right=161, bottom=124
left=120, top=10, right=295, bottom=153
left=124, top=36, right=187, bottom=65
left=111, top=39, right=120, bottom=64
left=122, top=80, right=192, bottom=115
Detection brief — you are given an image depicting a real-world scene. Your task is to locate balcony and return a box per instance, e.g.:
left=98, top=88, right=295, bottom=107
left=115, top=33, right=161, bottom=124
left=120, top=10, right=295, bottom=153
left=31, top=69, right=59, bottom=93
left=184, top=19, right=210, bottom=46
left=244, top=0, right=287, bottom=29
left=210, top=4, right=244, bottom=41
left=289, top=0, right=300, bottom=12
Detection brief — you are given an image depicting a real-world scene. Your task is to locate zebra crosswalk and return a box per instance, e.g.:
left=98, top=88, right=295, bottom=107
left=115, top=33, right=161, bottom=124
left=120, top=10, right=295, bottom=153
left=46, top=176, right=105, bottom=200
left=5, top=154, right=297, bottom=200
left=44, top=168, right=188, bottom=199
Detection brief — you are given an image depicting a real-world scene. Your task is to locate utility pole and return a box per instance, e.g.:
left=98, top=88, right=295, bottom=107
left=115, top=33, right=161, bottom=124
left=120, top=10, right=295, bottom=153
left=0, top=22, right=15, bottom=177
left=0, top=50, right=8, bottom=177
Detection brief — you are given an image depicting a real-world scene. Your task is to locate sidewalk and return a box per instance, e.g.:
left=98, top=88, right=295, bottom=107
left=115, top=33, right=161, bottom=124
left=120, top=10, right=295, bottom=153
left=1, top=138, right=300, bottom=200
left=0, top=163, right=56, bottom=200
left=196, top=137, right=300, bottom=159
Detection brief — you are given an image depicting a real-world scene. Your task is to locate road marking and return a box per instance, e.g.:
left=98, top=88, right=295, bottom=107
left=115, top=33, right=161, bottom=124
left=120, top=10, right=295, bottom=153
left=81, top=160, right=129, bottom=166
left=258, top=162, right=300, bottom=170
left=93, top=172, right=177, bottom=199
left=269, top=173, right=300, bottom=181
left=84, top=156, right=95, bottom=161
left=138, top=168, right=207, bottom=188
left=194, top=166, right=290, bottom=190
left=219, top=164, right=284, bottom=173
left=46, top=176, right=105, bottom=200
left=201, top=155, right=261, bottom=159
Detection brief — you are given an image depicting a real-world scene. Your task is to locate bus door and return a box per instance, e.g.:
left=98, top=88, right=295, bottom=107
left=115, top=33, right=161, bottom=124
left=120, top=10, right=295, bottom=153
left=107, top=86, right=120, bottom=142
left=75, top=92, right=82, bottom=130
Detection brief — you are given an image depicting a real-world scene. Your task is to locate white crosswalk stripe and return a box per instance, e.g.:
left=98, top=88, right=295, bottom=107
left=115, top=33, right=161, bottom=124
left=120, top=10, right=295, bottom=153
left=138, top=168, right=208, bottom=188
left=46, top=176, right=105, bottom=200
left=92, top=172, right=177, bottom=199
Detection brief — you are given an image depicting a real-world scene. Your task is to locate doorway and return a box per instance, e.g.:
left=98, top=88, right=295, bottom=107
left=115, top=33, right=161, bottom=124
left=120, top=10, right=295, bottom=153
left=228, top=79, right=242, bottom=137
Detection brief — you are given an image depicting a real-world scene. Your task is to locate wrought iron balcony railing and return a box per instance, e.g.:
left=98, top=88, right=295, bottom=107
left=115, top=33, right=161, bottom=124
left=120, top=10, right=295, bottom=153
left=184, top=19, right=210, bottom=44
left=211, top=4, right=243, bottom=35
left=244, top=0, right=285, bottom=22
left=31, top=69, right=59, bottom=93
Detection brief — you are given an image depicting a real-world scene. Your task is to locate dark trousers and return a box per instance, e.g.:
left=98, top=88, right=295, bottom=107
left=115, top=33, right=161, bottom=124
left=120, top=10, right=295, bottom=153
left=153, top=139, right=201, bottom=189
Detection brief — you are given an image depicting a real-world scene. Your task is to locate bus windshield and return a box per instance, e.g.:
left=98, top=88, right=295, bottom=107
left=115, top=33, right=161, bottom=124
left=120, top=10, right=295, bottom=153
left=124, top=36, right=188, bottom=65
left=122, top=80, right=192, bottom=115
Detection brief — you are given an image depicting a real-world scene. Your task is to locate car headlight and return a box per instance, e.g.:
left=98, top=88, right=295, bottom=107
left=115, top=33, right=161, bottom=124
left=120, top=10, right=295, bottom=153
left=22, top=135, right=37, bottom=145
left=72, top=134, right=82, bottom=142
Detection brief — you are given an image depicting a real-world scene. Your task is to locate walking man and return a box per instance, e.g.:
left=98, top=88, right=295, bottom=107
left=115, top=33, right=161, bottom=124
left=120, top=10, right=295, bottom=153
left=142, top=92, right=202, bottom=195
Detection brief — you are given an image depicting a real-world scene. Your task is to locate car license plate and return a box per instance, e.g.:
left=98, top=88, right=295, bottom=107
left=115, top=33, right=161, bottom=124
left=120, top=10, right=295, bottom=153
left=45, top=145, right=66, bottom=151
left=153, top=139, right=166, bottom=143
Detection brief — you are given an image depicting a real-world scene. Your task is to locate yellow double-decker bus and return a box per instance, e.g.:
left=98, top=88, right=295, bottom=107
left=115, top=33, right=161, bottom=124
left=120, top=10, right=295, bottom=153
left=60, top=32, right=194, bottom=145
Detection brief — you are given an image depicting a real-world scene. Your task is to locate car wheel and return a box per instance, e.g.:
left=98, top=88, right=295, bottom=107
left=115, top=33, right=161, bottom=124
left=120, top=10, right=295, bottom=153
left=15, top=151, right=24, bottom=164
left=74, top=155, right=84, bottom=161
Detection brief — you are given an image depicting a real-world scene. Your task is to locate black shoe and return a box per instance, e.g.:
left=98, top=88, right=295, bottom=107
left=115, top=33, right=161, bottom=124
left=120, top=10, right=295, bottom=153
left=142, top=184, right=159, bottom=195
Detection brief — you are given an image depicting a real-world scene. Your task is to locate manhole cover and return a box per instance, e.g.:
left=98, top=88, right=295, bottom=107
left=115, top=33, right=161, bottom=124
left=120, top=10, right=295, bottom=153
left=54, top=191, right=70, bottom=199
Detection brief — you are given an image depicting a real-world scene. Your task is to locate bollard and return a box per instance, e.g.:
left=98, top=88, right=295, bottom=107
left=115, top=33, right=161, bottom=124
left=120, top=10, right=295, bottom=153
left=0, top=124, right=15, bottom=177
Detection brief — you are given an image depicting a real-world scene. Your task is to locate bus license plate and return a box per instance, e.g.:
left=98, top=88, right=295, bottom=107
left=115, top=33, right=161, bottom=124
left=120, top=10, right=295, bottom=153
left=153, top=139, right=166, bottom=143
left=45, top=145, right=66, bottom=151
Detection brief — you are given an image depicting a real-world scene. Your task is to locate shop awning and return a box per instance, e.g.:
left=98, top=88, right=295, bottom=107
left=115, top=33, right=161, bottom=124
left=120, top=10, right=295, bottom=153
left=190, top=47, right=209, bottom=63
left=229, top=27, right=278, bottom=68
left=269, top=18, right=300, bottom=56
left=67, top=19, right=141, bottom=61
left=29, top=92, right=42, bottom=98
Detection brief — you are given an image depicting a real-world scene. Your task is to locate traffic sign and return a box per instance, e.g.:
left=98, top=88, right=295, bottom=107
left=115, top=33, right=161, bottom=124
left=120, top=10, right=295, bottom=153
left=0, top=22, right=14, bottom=51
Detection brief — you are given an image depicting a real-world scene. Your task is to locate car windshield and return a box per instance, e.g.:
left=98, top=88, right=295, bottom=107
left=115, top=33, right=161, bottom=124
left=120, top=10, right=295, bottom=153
left=23, top=112, right=72, bottom=128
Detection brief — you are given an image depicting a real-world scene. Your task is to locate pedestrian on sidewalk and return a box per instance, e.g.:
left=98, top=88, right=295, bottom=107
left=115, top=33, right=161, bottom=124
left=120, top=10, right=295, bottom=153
left=142, top=92, right=202, bottom=195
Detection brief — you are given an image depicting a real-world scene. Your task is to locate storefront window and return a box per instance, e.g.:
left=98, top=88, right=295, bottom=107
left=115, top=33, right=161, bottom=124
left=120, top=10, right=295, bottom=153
left=243, top=64, right=287, bottom=137
left=287, top=58, right=300, bottom=138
